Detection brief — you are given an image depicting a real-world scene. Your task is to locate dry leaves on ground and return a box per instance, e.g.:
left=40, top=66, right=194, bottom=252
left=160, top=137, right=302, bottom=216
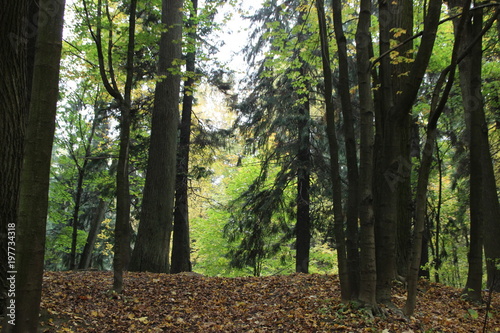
left=23, top=271, right=500, bottom=332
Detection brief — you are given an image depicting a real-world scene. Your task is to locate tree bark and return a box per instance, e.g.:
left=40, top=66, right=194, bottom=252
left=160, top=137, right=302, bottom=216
left=0, top=0, right=29, bottom=320
left=316, top=0, right=350, bottom=301
left=295, top=94, right=311, bottom=274
left=129, top=0, right=183, bottom=273
left=79, top=199, right=108, bottom=269
left=8, top=0, right=65, bottom=330
left=82, top=0, right=137, bottom=292
left=171, top=0, right=198, bottom=274
left=374, top=0, right=443, bottom=303
left=332, top=0, right=360, bottom=297
left=355, top=0, right=377, bottom=308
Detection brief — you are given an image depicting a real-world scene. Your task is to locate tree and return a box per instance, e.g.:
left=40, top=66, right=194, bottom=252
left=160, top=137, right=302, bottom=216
left=0, top=0, right=37, bottom=318
left=404, top=0, right=471, bottom=315
left=129, top=0, right=183, bottom=273
left=355, top=0, right=377, bottom=308
left=171, top=0, right=199, bottom=274
left=316, top=0, right=350, bottom=301
left=8, top=0, right=65, bottom=330
left=331, top=0, right=360, bottom=296
left=82, top=0, right=138, bottom=292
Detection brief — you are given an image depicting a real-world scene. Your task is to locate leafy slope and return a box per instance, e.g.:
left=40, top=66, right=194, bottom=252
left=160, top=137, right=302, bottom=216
left=28, top=271, right=500, bottom=332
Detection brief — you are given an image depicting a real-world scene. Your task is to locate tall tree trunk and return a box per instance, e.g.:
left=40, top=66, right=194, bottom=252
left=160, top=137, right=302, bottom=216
left=171, top=0, right=198, bottom=274
left=79, top=199, right=108, bottom=269
left=294, top=8, right=312, bottom=275
left=404, top=0, right=468, bottom=310
left=316, top=0, right=350, bottom=301
left=332, top=0, right=360, bottom=297
left=373, top=0, right=399, bottom=303
left=355, top=0, right=377, bottom=308
left=113, top=0, right=137, bottom=293
left=453, top=0, right=500, bottom=298
left=474, top=6, right=500, bottom=293
left=129, top=0, right=183, bottom=273
left=0, top=0, right=28, bottom=319
left=8, top=0, right=65, bottom=330
left=295, top=94, right=311, bottom=274
left=374, top=0, right=442, bottom=303
left=82, top=0, right=137, bottom=292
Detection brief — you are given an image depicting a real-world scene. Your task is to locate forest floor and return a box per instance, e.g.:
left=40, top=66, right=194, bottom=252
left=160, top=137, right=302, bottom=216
left=16, top=271, right=500, bottom=332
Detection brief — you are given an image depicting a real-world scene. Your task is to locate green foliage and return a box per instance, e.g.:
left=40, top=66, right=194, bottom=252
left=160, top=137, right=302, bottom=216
left=45, top=227, right=88, bottom=270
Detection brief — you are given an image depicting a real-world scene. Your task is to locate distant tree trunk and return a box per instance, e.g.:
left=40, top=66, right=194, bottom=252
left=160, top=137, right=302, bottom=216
left=171, top=0, right=198, bottom=274
left=10, top=0, right=65, bottom=330
left=332, top=0, right=360, bottom=297
left=129, top=0, right=183, bottom=273
left=70, top=112, right=99, bottom=269
left=82, top=0, right=137, bottom=292
left=295, top=93, right=311, bottom=274
left=0, top=0, right=29, bottom=319
left=355, top=0, right=377, bottom=308
left=316, top=0, right=350, bottom=301
left=294, top=9, right=311, bottom=275
left=79, top=199, right=108, bottom=269
left=112, top=0, right=137, bottom=293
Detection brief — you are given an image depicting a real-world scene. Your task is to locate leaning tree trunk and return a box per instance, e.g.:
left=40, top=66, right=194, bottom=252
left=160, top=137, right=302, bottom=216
left=79, top=199, right=108, bottom=269
left=404, top=0, right=469, bottom=312
left=129, top=0, right=183, bottom=273
left=171, top=0, right=198, bottom=274
left=9, top=0, right=65, bottom=331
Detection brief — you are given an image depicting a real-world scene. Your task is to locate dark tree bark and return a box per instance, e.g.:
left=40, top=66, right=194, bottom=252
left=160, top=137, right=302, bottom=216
left=171, top=0, right=198, bottom=274
left=451, top=0, right=500, bottom=298
left=295, top=93, right=311, bottom=274
left=355, top=0, right=377, bottom=308
left=294, top=9, right=312, bottom=275
left=79, top=199, right=108, bottom=269
left=332, top=0, right=360, bottom=297
left=374, top=0, right=442, bottom=304
left=0, top=0, right=28, bottom=319
left=316, top=0, right=350, bottom=301
left=0, top=0, right=38, bottom=319
left=129, top=0, right=183, bottom=273
left=404, top=0, right=468, bottom=311
left=7, top=0, right=65, bottom=330
left=82, top=0, right=137, bottom=292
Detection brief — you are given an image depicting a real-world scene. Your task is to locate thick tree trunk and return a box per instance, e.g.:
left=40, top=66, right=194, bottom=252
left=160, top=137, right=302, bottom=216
left=0, top=0, right=29, bottom=320
left=453, top=0, right=500, bottom=298
left=374, top=0, right=442, bottom=303
left=9, top=0, right=65, bottom=330
left=79, top=199, right=108, bottom=269
left=129, top=0, right=183, bottom=273
left=332, top=0, right=360, bottom=297
left=171, top=0, right=198, bottom=274
left=316, top=0, right=350, bottom=300
left=355, top=0, right=377, bottom=308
